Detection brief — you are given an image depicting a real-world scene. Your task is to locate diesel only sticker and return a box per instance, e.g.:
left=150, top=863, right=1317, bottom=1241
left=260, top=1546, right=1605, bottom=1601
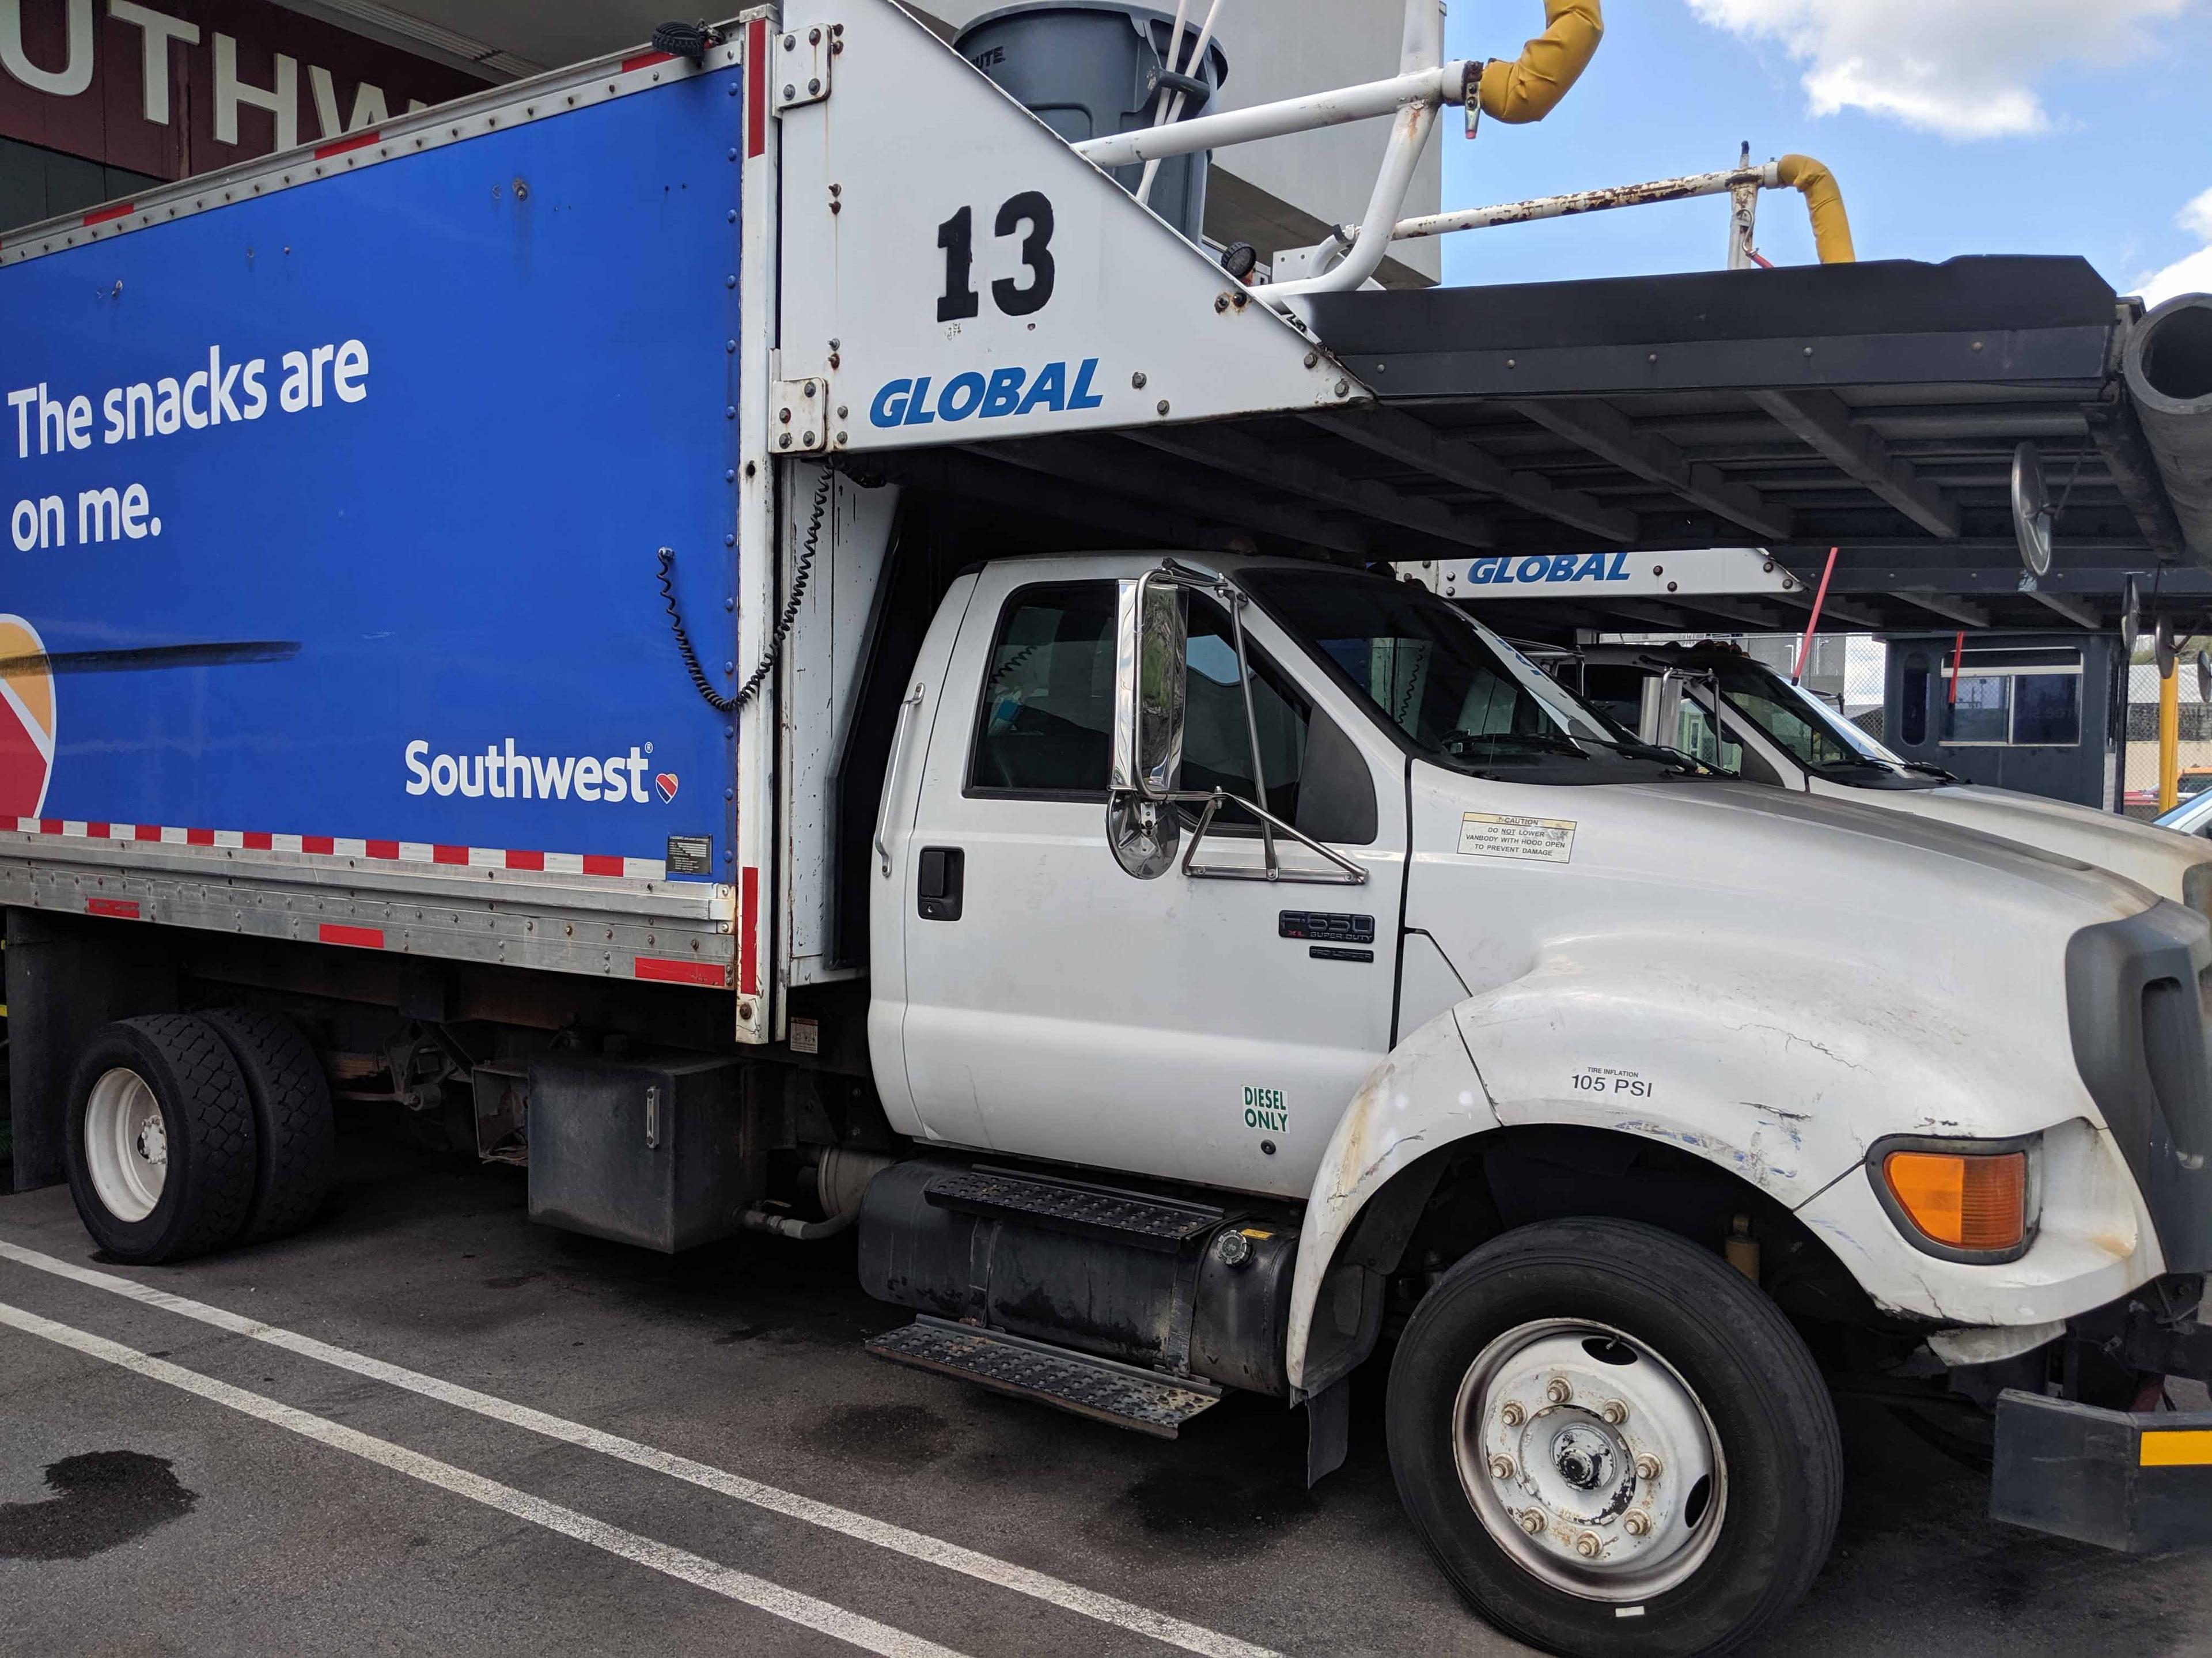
left=1458, top=812, right=1576, bottom=865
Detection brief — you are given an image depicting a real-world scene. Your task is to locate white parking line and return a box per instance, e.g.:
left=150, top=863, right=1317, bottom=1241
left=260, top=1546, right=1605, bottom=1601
left=0, top=1297, right=968, bottom=1658
left=0, top=1239, right=1282, bottom=1658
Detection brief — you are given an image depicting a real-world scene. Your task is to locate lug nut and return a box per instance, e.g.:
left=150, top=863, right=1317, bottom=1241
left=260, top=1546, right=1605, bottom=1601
left=1488, top=1454, right=1515, bottom=1480
left=1499, top=1400, right=1525, bottom=1427
left=1601, top=1400, right=1628, bottom=1426
left=1635, top=1454, right=1662, bottom=1481
left=1545, top=1379, right=1573, bottom=1405
left=1574, top=1532, right=1602, bottom=1558
left=1624, top=1511, right=1653, bottom=1536
left=1518, top=1510, right=1546, bottom=1536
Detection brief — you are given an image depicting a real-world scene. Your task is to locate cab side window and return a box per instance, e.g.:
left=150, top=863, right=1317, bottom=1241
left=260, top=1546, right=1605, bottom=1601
left=967, top=582, right=1116, bottom=797
left=966, top=581, right=1376, bottom=843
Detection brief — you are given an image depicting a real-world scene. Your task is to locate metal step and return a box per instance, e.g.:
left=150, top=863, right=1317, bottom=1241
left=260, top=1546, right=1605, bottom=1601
left=922, top=1168, right=1224, bottom=1252
left=865, top=1316, right=1224, bottom=1439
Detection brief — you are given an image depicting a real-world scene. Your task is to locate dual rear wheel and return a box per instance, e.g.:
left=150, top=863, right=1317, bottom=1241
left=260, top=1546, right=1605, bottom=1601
left=65, top=1010, right=333, bottom=1265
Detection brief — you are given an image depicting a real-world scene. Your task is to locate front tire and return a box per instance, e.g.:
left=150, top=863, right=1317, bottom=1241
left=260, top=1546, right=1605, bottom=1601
left=1387, top=1218, right=1842, bottom=1658
left=65, top=1016, right=257, bottom=1265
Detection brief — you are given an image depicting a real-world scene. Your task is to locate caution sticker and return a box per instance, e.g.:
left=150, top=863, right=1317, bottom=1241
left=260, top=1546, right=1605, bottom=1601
left=1458, top=812, right=1576, bottom=864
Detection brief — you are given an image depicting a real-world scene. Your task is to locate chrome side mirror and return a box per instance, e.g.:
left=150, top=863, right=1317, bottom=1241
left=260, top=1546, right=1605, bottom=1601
left=1107, top=573, right=1188, bottom=878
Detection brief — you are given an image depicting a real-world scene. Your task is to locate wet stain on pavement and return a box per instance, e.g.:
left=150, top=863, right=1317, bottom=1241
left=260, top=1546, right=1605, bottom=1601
left=713, top=1320, right=782, bottom=1344
left=0, top=1451, right=196, bottom=1561
left=1119, top=1458, right=1318, bottom=1551
left=809, top=1403, right=956, bottom=1467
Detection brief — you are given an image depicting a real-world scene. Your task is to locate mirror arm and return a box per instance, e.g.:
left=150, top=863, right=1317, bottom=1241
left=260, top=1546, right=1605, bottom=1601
left=1224, top=592, right=1278, bottom=874
left=1178, top=788, right=1370, bottom=885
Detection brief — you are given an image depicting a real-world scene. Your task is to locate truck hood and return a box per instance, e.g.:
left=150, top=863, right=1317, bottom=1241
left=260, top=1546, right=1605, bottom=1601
left=1833, top=781, right=2212, bottom=911
left=1404, top=767, right=2165, bottom=1167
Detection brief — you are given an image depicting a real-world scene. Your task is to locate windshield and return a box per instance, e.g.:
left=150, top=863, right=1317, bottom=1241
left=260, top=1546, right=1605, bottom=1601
left=1240, top=568, right=1688, bottom=785
left=1694, top=655, right=1926, bottom=781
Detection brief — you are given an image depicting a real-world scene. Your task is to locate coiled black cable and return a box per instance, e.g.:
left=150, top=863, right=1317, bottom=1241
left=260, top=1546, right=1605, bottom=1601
left=658, top=465, right=832, bottom=714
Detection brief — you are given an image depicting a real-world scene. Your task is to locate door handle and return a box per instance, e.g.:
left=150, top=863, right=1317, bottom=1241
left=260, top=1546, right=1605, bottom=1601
left=874, top=683, right=925, bottom=877
left=916, top=846, right=964, bottom=921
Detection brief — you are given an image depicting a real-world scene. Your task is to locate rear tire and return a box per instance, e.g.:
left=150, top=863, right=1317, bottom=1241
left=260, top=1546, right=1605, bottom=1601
left=1386, top=1218, right=1842, bottom=1658
left=65, top=1016, right=256, bottom=1264
left=201, top=1009, right=334, bottom=1244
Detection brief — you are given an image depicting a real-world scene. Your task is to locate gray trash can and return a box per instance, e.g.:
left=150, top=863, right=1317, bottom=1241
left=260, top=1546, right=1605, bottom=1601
left=953, top=3, right=1229, bottom=246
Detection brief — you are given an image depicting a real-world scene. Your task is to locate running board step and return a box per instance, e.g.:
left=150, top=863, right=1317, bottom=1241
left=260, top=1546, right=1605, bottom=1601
left=865, top=1316, right=1223, bottom=1439
left=922, top=1168, right=1224, bottom=1252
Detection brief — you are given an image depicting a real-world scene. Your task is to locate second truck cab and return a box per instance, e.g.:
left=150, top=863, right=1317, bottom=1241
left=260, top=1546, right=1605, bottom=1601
left=1567, top=640, right=2212, bottom=911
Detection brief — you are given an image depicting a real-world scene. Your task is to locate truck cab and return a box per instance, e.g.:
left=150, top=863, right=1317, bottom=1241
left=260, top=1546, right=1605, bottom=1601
left=1566, top=640, right=2212, bottom=911
left=857, top=548, right=2212, bottom=1651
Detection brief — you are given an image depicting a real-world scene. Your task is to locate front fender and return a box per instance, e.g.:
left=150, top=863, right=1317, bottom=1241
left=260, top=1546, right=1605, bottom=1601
left=1287, top=934, right=2131, bottom=1391
left=1286, top=1007, right=1493, bottom=1394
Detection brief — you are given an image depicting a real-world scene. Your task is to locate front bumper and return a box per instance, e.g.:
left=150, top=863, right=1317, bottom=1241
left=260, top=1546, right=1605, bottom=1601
left=1992, top=1389, right=2212, bottom=1552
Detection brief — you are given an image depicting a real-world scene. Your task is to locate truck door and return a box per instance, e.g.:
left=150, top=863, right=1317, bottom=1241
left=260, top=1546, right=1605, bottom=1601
left=884, top=561, right=1406, bottom=1199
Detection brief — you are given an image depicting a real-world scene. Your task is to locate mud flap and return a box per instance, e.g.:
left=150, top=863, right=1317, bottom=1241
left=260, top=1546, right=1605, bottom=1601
left=1305, top=1377, right=1350, bottom=1487
left=1991, top=1388, right=2212, bottom=1552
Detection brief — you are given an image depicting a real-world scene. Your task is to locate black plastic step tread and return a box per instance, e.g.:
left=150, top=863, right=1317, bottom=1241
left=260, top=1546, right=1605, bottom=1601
left=866, top=1317, right=1222, bottom=1439
left=922, top=1169, right=1221, bottom=1250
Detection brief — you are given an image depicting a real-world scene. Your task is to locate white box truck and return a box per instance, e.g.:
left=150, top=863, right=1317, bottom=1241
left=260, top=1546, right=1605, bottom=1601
left=3, top=3, right=2210, bottom=1654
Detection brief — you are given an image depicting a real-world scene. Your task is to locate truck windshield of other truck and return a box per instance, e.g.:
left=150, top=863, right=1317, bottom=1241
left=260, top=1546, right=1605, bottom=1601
left=1704, top=653, right=1944, bottom=788
left=1243, top=567, right=1685, bottom=782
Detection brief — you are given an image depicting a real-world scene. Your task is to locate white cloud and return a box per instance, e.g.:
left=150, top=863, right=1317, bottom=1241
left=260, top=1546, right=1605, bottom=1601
left=1688, top=0, right=2199, bottom=139
left=2139, top=187, right=2212, bottom=305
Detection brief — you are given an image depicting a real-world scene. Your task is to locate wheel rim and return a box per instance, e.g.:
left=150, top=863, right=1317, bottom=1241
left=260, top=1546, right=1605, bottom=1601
left=1452, top=1318, right=1726, bottom=1602
left=84, top=1068, right=168, bottom=1222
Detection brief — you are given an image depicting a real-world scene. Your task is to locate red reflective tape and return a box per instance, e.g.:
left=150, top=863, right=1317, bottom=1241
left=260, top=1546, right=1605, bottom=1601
left=185, top=827, right=214, bottom=846
left=85, top=822, right=109, bottom=838
left=134, top=824, right=161, bottom=841
left=319, top=923, right=383, bottom=949
left=433, top=844, right=469, bottom=866
left=242, top=831, right=272, bottom=850
left=364, top=839, right=399, bottom=860
left=300, top=834, right=335, bottom=855
left=745, top=18, right=767, bottom=156
left=738, top=865, right=759, bottom=994
left=582, top=853, right=623, bottom=877
left=504, top=849, right=545, bottom=872
left=82, top=201, right=134, bottom=226
left=38, top=817, right=60, bottom=835
left=634, top=955, right=728, bottom=987
left=85, top=897, right=139, bottom=919
left=622, top=48, right=674, bottom=72
left=312, top=130, right=380, bottom=160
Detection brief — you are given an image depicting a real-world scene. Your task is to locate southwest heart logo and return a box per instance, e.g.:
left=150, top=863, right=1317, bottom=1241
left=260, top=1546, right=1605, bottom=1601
left=655, top=772, right=679, bottom=803
left=0, top=616, right=55, bottom=817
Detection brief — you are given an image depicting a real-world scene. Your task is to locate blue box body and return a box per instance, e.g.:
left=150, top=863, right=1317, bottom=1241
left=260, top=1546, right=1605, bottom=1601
left=0, top=73, right=743, bottom=879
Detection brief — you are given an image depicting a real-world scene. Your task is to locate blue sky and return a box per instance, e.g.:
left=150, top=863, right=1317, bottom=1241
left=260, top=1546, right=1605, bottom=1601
left=1436, top=0, right=2212, bottom=300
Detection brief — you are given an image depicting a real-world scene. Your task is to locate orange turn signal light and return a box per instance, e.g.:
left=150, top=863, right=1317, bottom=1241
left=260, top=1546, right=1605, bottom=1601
left=1882, top=1149, right=2028, bottom=1253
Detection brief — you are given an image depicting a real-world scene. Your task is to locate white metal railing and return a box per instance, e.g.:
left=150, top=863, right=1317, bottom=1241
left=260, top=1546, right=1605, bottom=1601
left=1063, top=0, right=1850, bottom=306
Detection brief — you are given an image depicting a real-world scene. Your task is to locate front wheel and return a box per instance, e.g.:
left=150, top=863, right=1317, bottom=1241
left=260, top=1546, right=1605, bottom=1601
left=1387, top=1218, right=1842, bottom=1658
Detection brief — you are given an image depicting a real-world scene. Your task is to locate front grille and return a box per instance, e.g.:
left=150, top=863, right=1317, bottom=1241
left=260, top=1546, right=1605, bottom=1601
left=2066, top=902, right=2212, bottom=1273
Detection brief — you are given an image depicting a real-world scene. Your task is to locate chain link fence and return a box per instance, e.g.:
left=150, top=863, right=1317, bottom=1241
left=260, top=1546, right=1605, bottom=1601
left=2123, top=655, right=2212, bottom=817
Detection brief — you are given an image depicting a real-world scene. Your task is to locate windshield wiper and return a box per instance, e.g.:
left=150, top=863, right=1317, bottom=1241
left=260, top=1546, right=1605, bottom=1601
left=1900, top=761, right=1956, bottom=782
left=1441, top=730, right=1590, bottom=759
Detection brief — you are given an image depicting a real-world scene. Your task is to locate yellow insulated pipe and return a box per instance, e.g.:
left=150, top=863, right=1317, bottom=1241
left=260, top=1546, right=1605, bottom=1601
left=2161, top=662, right=2181, bottom=812
left=1477, top=0, right=1604, bottom=125
left=1776, top=154, right=1857, bottom=264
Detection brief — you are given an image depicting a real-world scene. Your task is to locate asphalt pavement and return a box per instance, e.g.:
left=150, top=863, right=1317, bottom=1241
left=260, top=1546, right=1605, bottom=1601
left=2, top=1120, right=2209, bottom=1658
